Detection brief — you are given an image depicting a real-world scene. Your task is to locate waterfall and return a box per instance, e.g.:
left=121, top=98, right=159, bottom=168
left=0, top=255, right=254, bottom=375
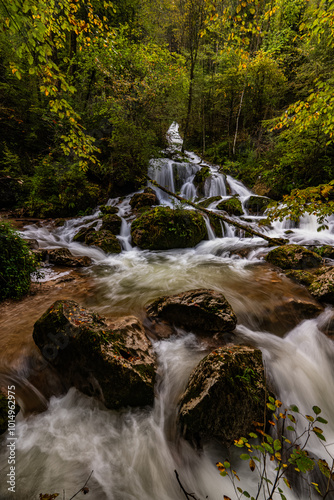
left=2, top=122, right=334, bottom=500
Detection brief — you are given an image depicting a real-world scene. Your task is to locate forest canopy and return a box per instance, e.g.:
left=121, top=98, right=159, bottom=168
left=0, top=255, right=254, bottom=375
left=0, top=0, right=333, bottom=219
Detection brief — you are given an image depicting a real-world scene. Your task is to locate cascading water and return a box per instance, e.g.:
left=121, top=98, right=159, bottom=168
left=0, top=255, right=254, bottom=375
left=1, top=123, right=334, bottom=499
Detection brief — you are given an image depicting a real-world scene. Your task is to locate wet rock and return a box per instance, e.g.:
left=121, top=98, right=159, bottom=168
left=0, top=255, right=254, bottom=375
left=85, top=229, right=122, bottom=253
left=197, top=196, right=222, bottom=209
left=245, top=195, right=271, bottom=215
left=311, top=245, right=334, bottom=260
left=99, top=205, right=118, bottom=215
left=207, top=213, right=223, bottom=238
left=73, top=224, right=96, bottom=243
left=146, top=289, right=237, bottom=335
left=130, top=188, right=159, bottom=211
left=193, top=166, right=210, bottom=196
left=217, top=196, right=243, bottom=216
left=178, top=345, right=266, bottom=447
left=131, top=206, right=207, bottom=250
left=285, top=269, right=316, bottom=287
left=257, top=297, right=323, bottom=335
left=309, top=266, right=334, bottom=304
left=265, top=244, right=322, bottom=270
left=101, top=214, right=122, bottom=234
left=42, top=248, right=92, bottom=267
left=53, top=218, right=66, bottom=227
left=33, top=300, right=157, bottom=409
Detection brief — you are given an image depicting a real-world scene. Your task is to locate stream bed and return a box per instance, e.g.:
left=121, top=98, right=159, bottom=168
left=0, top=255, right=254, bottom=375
left=1, top=123, right=334, bottom=499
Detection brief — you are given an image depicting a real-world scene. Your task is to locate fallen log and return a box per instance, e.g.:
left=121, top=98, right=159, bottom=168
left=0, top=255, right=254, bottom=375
left=148, top=178, right=288, bottom=246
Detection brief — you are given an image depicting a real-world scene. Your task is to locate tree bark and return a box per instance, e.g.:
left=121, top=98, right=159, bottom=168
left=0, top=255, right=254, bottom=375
left=148, top=178, right=288, bottom=246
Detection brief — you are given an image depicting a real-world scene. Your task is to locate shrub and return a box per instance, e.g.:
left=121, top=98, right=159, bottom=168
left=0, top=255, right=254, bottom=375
left=0, top=222, right=38, bottom=300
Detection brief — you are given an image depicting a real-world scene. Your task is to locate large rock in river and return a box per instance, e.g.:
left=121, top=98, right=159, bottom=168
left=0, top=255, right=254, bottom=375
left=131, top=206, right=207, bottom=250
left=178, top=345, right=266, bottom=447
left=308, top=266, right=334, bottom=304
left=33, top=300, right=156, bottom=409
left=41, top=248, right=92, bottom=267
left=266, top=244, right=322, bottom=270
left=146, top=289, right=237, bottom=335
left=85, top=229, right=122, bottom=253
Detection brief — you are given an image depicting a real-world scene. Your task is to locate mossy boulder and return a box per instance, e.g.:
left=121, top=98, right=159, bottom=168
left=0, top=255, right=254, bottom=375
left=216, top=196, right=243, bottom=216
left=308, top=267, right=334, bottom=304
left=41, top=248, right=92, bottom=267
left=33, top=300, right=157, bottom=409
left=285, top=269, right=316, bottom=287
left=130, top=188, right=159, bottom=211
left=101, top=214, right=122, bottom=234
left=146, top=289, right=237, bottom=335
left=197, top=196, right=222, bottom=209
left=312, top=245, right=334, bottom=260
left=85, top=229, right=122, bottom=253
left=99, top=205, right=118, bottom=215
left=178, top=345, right=266, bottom=447
left=131, top=206, right=207, bottom=250
left=73, top=224, right=96, bottom=243
left=265, top=244, right=322, bottom=270
left=245, top=196, right=271, bottom=215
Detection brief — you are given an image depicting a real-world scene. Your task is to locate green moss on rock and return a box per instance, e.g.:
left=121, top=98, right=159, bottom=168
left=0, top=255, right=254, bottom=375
left=265, top=244, right=322, bottom=270
left=197, top=196, right=222, bottom=209
left=99, top=205, right=118, bottom=215
left=146, top=288, right=237, bottom=334
left=33, top=300, right=157, bottom=409
left=131, top=206, right=207, bottom=250
left=130, top=188, right=159, bottom=211
left=101, top=214, right=122, bottom=234
left=86, top=229, right=122, bottom=253
left=217, top=196, right=243, bottom=216
left=178, top=345, right=266, bottom=447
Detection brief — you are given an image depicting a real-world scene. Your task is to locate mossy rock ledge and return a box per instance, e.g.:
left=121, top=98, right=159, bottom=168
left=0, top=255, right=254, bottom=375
left=40, top=248, right=92, bottom=267
left=265, top=244, right=322, bottom=270
left=130, top=187, right=159, bottom=211
left=101, top=214, right=122, bottom=234
left=146, top=289, right=237, bottom=335
left=33, top=300, right=157, bottom=409
left=85, top=229, right=122, bottom=253
left=131, top=206, right=207, bottom=250
left=216, top=196, right=243, bottom=216
left=178, top=345, right=266, bottom=448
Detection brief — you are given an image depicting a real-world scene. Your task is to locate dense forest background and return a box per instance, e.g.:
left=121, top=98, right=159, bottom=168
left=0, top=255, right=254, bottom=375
left=1, top=0, right=334, bottom=219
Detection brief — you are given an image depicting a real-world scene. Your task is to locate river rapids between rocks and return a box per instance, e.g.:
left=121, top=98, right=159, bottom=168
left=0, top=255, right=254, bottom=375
left=1, top=123, right=334, bottom=500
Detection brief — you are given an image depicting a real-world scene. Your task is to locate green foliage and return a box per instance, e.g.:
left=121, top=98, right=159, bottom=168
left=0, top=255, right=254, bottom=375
left=267, top=181, right=334, bottom=230
left=0, top=222, right=38, bottom=300
left=217, top=399, right=334, bottom=500
left=25, top=157, right=101, bottom=217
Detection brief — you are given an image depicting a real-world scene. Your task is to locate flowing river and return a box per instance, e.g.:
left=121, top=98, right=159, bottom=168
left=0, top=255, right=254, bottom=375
left=1, top=123, right=334, bottom=499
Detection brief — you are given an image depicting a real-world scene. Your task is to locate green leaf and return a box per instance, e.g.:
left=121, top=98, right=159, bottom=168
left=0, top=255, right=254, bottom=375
left=290, top=405, right=299, bottom=413
left=262, top=443, right=274, bottom=454
left=287, top=426, right=295, bottom=431
left=267, top=403, right=276, bottom=412
left=316, top=417, right=328, bottom=424
left=273, top=439, right=282, bottom=451
left=240, top=454, right=250, bottom=460
left=312, top=405, right=321, bottom=415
